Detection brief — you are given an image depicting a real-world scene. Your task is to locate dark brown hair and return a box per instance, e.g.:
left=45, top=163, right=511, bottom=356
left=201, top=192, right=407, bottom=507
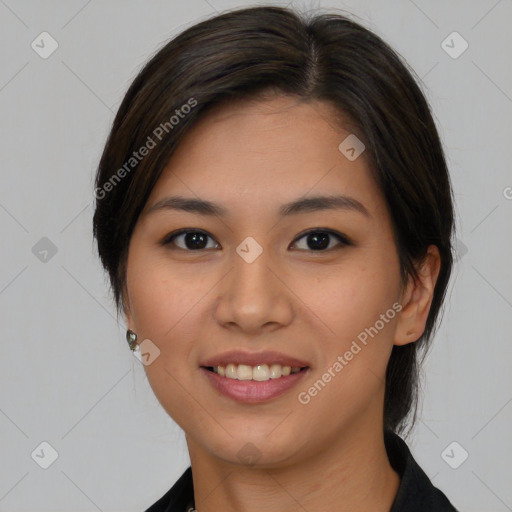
left=92, top=5, right=455, bottom=434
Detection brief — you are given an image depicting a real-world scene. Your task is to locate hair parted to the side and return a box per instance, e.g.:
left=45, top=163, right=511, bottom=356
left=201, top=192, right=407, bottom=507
left=92, top=5, right=455, bottom=435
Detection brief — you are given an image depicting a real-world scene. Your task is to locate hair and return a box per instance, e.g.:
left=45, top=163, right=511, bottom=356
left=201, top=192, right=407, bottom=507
left=92, top=5, right=455, bottom=435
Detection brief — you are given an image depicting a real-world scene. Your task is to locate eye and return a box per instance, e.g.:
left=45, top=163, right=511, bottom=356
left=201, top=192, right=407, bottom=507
left=290, top=229, right=351, bottom=252
left=161, top=229, right=219, bottom=251
left=161, top=228, right=351, bottom=252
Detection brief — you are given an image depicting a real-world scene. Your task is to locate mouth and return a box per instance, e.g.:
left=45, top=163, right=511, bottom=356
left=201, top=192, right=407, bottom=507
left=199, top=351, right=311, bottom=403
left=202, top=363, right=308, bottom=381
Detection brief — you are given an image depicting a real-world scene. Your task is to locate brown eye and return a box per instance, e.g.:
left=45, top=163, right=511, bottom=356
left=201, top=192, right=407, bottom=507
left=162, top=230, right=219, bottom=251
left=291, top=230, right=350, bottom=252
left=161, top=228, right=351, bottom=252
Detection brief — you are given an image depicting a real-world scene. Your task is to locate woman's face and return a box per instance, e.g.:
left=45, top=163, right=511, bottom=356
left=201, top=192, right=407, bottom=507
left=124, top=95, right=406, bottom=466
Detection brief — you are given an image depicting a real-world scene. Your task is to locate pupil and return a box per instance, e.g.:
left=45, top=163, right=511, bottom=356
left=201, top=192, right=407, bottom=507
left=186, top=232, right=207, bottom=249
left=308, top=232, right=329, bottom=250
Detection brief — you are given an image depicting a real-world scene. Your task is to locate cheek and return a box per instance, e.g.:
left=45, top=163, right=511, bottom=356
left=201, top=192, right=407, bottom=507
left=291, top=248, right=400, bottom=404
left=126, top=253, right=203, bottom=341
left=126, top=256, right=206, bottom=426
left=295, top=256, right=400, bottom=341
left=291, top=265, right=399, bottom=431
left=125, top=252, right=203, bottom=389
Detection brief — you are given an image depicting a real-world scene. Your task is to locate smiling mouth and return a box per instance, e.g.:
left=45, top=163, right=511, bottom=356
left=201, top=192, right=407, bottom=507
left=202, top=363, right=309, bottom=382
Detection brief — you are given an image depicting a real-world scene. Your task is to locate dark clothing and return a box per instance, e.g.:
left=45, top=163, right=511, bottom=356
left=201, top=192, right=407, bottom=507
left=144, top=431, right=457, bottom=511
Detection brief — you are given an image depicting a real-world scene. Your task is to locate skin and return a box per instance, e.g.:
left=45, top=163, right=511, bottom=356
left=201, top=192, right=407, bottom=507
left=124, top=94, right=441, bottom=512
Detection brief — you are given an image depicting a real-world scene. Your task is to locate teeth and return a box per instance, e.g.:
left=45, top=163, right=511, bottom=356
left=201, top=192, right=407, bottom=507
left=225, top=363, right=237, bottom=379
left=237, top=364, right=253, bottom=381
left=210, top=363, right=304, bottom=381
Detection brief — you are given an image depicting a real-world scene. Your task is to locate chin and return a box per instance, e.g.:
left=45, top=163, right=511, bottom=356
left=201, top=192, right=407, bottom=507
left=202, top=428, right=308, bottom=468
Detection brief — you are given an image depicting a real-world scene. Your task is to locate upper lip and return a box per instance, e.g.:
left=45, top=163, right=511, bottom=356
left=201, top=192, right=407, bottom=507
left=200, top=350, right=310, bottom=368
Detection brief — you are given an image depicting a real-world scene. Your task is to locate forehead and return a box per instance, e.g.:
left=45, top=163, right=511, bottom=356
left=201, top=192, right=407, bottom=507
left=145, top=95, right=386, bottom=220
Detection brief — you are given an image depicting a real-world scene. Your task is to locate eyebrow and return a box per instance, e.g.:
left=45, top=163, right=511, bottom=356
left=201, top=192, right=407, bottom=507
left=145, top=194, right=370, bottom=218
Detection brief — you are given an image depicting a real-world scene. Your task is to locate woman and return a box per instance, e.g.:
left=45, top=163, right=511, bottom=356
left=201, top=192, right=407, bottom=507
left=93, top=5, right=457, bottom=511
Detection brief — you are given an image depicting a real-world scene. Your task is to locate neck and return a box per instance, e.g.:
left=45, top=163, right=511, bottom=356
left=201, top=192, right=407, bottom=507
left=186, top=421, right=400, bottom=512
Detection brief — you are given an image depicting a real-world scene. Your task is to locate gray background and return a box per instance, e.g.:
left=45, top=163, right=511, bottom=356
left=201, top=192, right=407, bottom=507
left=1, top=0, right=511, bottom=510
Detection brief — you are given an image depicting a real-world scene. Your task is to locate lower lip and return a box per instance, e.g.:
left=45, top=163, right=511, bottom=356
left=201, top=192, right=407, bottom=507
left=200, top=367, right=309, bottom=403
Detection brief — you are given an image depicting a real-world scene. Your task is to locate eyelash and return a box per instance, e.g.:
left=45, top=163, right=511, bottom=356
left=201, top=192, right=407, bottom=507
left=160, top=228, right=352, bottom=253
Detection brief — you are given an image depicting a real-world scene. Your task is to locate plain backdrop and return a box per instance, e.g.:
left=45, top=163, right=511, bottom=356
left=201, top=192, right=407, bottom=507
left=1, top=0, right=511, bottom=511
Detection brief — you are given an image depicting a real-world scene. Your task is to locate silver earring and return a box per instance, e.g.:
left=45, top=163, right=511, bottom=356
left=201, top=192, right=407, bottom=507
left=126, top=329, right=138, bottom=351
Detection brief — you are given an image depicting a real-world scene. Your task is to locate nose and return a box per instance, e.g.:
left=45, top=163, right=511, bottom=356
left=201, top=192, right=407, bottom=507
left=214, top=248, right=295, bottom=334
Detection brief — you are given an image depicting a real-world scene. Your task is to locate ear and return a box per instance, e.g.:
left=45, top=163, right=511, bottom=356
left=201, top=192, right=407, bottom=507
left=394, top=245, right=441, bottom=346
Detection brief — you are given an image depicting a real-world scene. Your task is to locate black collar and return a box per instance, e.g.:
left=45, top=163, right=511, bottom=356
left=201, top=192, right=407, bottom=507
left=384, top=431, right=457, bottom=511
left=145, top=431, right=457, bottom=512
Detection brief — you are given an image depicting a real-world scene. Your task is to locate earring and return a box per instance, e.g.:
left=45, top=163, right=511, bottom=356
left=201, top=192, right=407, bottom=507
left=126, top=329, right=138, bottom=351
